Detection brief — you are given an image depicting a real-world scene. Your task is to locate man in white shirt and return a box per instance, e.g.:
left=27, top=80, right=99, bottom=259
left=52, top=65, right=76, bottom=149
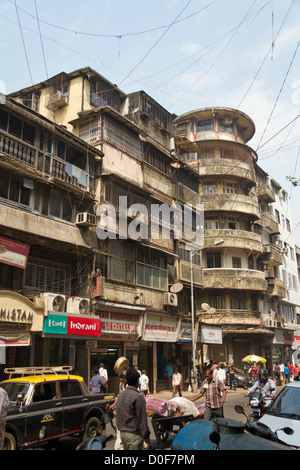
left=213, top=364, right=226, bottom=385
left=99, top=363, right=108, bottom=392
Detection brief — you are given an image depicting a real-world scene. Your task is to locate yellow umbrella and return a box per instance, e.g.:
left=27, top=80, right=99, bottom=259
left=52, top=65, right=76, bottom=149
left=242, top=354, right=266, bottom=363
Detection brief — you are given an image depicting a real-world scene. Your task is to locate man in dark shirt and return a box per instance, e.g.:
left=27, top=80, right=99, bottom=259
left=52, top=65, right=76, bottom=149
left=116, top=368, right=151, bottom=450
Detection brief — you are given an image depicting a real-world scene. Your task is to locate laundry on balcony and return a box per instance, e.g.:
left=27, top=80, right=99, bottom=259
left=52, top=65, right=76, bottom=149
left=65, top=162, right=87, bottom=187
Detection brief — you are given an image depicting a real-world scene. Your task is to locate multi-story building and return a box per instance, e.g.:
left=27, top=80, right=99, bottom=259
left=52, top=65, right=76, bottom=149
left=8, top=67, right=203, bottom=392
left=0, top=95, right=104, bottom=382
left=7, top=70, right=300, bottom=388
left=173, top=106, right=298, bottom=370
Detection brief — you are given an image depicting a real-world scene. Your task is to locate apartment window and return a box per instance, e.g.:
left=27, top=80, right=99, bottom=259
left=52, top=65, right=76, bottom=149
left=198, top=147, right=215, bottom=159
left=223, top=182, right=238, bottom=194
left=49, top=189, right=72, bottom=221
left=206, top=252, right=221, bottom=268
left=0, top=110, right=36, bottom=145
left=98, top=241, right=134, bottom=284
left=230, top=294, right=246, bottom=309
left=209, top=295, right=225, bottom=309
left=204, top=217, right=219, bottom=230
left=286, top=219, right=291, bottom=232
left=275, top=209, right=280, bottom=224
left=203, top=182, right=217, bottom=194
left=290, top=247, right=295, bottom=260
left=232, top=257, right=242, bottom=268
left=136, top=247, right=167, bottom=291
left=197, top=119, right=214, bottom=132
left=0, top=172, right=32, bottom=207
left=218, top=119, right=233, bottom=133
left=179, top=243, right=201, bottom=266
left=24, top=258, right=71, bottom=296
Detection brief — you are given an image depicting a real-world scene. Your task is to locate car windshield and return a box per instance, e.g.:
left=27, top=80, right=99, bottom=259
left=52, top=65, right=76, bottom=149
left=267, top=386, right=300, bottom=420
left=0, top=382, right=30, bottom=404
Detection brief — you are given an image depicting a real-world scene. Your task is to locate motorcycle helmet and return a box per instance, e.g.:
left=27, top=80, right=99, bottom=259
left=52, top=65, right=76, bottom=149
left=258, top=368, right=268, bottom=381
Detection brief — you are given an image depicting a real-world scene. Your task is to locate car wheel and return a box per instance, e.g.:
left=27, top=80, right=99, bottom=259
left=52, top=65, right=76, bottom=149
left=3, top=432, right=17, bottom=450
left=83, top=416, right=101, bottom=441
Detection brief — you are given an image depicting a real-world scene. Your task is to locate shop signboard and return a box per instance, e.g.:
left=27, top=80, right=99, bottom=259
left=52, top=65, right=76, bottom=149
left=143, top=313, right=179, bottom=342
left=95, top=310, right=142, bottom=338
left=0, top=236, right=29, bottom=269
left=44, top=314, right=102, bottom=337
left=273, top=328, right=294, bottom=345
left=179, top=319, right=192, bottom=342
left=198, top=324, right=222, bottom=344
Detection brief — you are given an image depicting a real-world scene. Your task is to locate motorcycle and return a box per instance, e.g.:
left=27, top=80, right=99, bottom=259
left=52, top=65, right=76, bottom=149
left=245, top=388, right=275, bottom=421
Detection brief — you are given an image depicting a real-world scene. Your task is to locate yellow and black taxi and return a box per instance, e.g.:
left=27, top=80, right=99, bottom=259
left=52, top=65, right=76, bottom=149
left=0, top=366, right=115, bottom=450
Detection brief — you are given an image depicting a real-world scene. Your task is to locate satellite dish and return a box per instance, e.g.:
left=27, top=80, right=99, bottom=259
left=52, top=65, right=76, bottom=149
left=170, top=282, right=184, bottom=293
left=208, top=307, right=216, bottom=314
left=201, top=303, right=210, bottom=311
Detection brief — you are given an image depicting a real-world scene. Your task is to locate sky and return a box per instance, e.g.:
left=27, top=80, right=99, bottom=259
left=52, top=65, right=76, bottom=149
left=1, top=0, right=300, bottom=243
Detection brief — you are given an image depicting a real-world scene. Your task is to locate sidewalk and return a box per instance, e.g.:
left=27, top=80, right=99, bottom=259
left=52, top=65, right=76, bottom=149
left=149, top=386, right=242, bottom=401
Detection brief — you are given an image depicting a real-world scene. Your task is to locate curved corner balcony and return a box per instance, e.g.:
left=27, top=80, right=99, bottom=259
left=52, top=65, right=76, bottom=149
left=204, top=229, right=262, bottom=253
left=192, top=158, right=256, bottom=186
left=203, top=268, right=267, bottom=291
left=199, top=193, right=260, bottom=219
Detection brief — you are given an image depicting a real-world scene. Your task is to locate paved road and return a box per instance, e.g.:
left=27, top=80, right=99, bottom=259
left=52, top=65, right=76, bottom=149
left=36, top=385, right=285, bottom=451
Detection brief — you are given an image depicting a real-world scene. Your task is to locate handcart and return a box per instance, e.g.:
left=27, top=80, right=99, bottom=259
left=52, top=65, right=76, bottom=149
left=150, top=414, right=195, bottom=450
left=146, top=397, right=204, bottom=449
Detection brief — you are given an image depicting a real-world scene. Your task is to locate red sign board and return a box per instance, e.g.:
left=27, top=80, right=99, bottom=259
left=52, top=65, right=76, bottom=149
left=0, top=236, right=30, bottom=269
left=67, top=316, right=102, bottom=336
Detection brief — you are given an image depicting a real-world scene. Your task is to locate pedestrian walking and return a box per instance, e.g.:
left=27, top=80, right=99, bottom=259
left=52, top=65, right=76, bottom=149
left=288, top=362, right=294, bottom=382
left=294, top=364, right=300, bottom=381
left=89, top=370, right=104, bottom=394
left=139, top=370, right=150, bottom=396
left=191, top=369, right=226, bottom=420
left=229, top=365, right=236, bottom=390
left=116, top=368, right=152, bottom=450
left=279, top=362, right=285, bottom=384
left=99, top=363, right=108, bottom=392
left=284, top=364, right=290, bottom=384
left=213, top=364, right=226, bottom=385
left=165, top=361, right=173, bottom=391
left=172, top=368, right=182, bottom=398
left=273, top=363, right=282, bottom=386
left=249, top=363, right=259, bottom=385
left=0, top=387, right=9, bottom=450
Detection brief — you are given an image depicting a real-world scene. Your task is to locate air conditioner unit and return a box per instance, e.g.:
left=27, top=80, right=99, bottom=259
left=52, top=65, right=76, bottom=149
left=42, top=293, right=66, bottom=313
left=164, top=292, right=178, bottom=307
left=75, top=212, right=96, bottom=227
left=67, top=297, right=90, bottom=315
left=281, top=248, right=288, bottom=254
left=47, top=92, right=68, bottom=111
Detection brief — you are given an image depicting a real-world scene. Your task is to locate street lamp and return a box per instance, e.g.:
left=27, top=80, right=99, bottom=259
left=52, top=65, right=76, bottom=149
left=190, top=239, right=224, bottom=392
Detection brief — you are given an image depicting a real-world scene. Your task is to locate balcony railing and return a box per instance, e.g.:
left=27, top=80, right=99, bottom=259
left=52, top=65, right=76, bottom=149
left=197, top=309, right=261, bottom=325
left=0, top=129, right=93, bottom=191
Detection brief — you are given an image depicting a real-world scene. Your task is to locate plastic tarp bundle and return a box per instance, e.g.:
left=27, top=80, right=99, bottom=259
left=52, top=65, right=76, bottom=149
left=169, top=397, right=204, bottom=418
left=145, top=398, right=179, bottom=417
left=145, top=397, right=205, bottom=418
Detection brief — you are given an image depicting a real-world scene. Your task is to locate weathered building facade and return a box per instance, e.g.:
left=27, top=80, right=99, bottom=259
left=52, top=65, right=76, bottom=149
left=5, top=69, right=299, bottom=391
left=0, top=95, right=104, bottom=382
left=173, top=106, right=299, bottom=370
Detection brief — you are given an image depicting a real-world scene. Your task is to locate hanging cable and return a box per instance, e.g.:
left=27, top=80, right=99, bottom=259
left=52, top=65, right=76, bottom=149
left=13, top=0, right=33, bottom=85
left=34, top=0, right=48, bottom=79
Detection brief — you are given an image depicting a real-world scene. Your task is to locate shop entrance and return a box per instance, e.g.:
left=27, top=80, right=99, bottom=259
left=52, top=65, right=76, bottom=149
left=90, top=346, right=121, bottom=395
